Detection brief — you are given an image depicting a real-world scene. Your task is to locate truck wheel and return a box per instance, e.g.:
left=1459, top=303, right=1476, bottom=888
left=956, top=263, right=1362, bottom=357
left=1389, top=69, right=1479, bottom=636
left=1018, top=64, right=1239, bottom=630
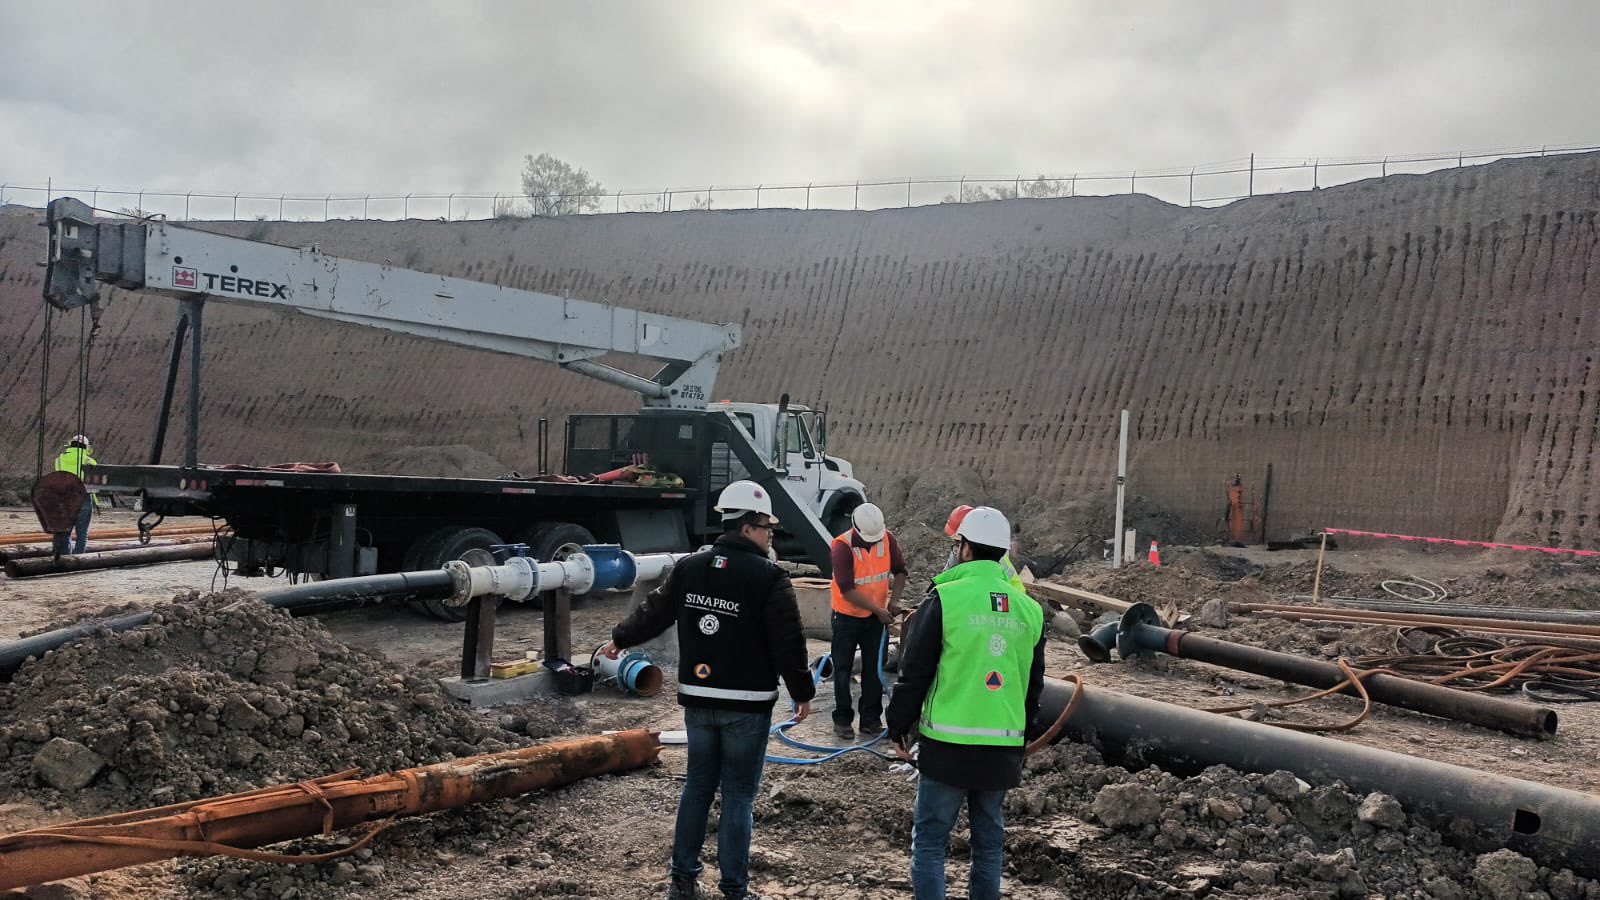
left=825, top=500, right=861, bottom=539
left=523, top=522, right=597, bottom=607
left=413, top=526, right=505, bottom=622
left=402, top=527, right=457, bottom=617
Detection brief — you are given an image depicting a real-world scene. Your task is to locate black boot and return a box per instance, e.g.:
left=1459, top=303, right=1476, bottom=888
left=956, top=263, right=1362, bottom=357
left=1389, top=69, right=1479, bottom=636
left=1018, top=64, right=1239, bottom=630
left=666, top=876, right=703, bottom=899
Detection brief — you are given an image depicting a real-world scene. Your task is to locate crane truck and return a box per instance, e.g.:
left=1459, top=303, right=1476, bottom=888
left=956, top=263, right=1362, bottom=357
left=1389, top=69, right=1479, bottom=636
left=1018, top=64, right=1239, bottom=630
left=42, top=198, right=867, bottom=618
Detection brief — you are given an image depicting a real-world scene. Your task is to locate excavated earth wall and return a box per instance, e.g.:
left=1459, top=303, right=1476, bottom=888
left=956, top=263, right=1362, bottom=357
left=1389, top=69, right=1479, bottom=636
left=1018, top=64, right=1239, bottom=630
left=2, top=152, right=1598, bottom=546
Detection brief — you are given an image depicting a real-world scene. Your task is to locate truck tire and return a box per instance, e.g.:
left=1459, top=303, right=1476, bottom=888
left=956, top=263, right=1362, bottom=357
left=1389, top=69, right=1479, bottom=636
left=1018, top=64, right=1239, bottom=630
left=522, top=522, right=597, bottom=607
left=411, top=526, right=505, bottom=622
left=402, top=527, right=457, bottom=617
left=824, top=497, right=862, bottom=539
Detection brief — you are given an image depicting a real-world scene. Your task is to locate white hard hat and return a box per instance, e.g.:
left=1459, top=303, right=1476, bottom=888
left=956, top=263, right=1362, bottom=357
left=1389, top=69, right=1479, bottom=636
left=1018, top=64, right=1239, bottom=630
left=955, top=506, right=1010, bottom=550
left=69, top=434, right=90, bottom=448
left=850, top=503, right=886, bottom=543
left=715, top=480, right=778, bottom=523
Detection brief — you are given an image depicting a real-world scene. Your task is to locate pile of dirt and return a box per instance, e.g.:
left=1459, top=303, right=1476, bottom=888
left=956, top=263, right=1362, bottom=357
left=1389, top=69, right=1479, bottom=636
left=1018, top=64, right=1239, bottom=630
left=747, top=745, right=1595, bottom=899
left=0, top=472, right=32, bottom=507
left=338, top=444, right=514, bottom=479
left=1006, top=743, right=1593, bottom=899
left=0, top=591, right=535, bottom=814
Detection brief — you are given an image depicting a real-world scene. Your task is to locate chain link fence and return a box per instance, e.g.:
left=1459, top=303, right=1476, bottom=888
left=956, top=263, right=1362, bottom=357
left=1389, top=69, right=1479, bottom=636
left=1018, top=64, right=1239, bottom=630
left=5, top=143, right=1597, bottom=223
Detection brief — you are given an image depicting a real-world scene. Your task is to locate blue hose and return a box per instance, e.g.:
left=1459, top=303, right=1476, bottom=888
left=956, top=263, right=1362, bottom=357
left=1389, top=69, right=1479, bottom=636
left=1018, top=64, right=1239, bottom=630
left=766, top=626, right=896, bottom=765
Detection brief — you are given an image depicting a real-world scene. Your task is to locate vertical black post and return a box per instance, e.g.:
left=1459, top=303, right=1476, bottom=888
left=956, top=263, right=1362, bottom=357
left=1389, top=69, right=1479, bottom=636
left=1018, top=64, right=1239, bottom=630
left=185, top=298, right=204, bottom=468
left=329, top=504, right=357, bottom=579
left=460, top=597, right=500, bottom=681
left=538, top=417, right=549, bottom=475
left=149, top=313, right=190, bottom=464
left=544, top=589, right=572, bottom=664
left=1260, top=463, right=1273, bottom=545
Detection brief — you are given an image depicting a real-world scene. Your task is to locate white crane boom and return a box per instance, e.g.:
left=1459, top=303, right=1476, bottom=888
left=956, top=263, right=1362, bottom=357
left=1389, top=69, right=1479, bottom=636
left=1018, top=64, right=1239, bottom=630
left=44, top=198, right=740, bottom=409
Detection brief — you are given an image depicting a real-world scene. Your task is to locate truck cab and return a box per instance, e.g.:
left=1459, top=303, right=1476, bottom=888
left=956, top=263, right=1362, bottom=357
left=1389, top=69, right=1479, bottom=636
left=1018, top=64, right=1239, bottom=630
left=714, top=400, right=866, bottom=536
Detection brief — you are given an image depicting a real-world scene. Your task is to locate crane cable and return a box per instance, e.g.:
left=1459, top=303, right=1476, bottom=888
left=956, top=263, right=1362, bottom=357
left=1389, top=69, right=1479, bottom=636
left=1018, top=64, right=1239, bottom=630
left=33, top=303, right=101, bottom=479
left=34, top=306, right=53, bottom=477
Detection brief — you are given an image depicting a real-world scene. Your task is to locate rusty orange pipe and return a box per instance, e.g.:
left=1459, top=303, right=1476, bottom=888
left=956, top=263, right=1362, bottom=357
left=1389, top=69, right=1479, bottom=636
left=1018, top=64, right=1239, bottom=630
left=0, top=524, right=216, bottom=547
left=0, top=534, right=220, bottom=563
left=0, top=730, right=660, bottom=890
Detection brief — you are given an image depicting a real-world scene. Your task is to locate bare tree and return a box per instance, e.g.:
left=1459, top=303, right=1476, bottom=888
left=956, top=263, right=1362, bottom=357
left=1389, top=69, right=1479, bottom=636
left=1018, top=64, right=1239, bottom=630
left=520, top=153, right=606, bottom=216
left=941, top=175, right=1072, bottom=204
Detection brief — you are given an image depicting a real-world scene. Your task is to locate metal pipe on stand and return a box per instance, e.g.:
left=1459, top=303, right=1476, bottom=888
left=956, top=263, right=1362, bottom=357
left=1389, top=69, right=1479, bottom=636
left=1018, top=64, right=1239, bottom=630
left=0, top=547, right=684, bottom=685
left=1038, top=678, right=1600, bottom=877
left=446, top=544, right=689, bottom=683
left=1086, top=602, right=1558, bottom=739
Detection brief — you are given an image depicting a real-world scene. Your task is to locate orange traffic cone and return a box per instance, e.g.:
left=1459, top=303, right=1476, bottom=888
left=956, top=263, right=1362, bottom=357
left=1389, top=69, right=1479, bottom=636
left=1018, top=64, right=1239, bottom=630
left=1147, top=541, right=1161, bottom=567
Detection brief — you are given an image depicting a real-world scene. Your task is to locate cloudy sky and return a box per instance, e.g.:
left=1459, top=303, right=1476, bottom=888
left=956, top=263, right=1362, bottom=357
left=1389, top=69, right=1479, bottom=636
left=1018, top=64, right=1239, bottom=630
left=4, top=1, right=1600, bottom=216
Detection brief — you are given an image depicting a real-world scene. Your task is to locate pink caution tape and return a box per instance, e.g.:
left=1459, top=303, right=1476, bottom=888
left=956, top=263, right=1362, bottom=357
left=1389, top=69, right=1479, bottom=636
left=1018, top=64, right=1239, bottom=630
left=1323, top=528, right=1600, bottom=558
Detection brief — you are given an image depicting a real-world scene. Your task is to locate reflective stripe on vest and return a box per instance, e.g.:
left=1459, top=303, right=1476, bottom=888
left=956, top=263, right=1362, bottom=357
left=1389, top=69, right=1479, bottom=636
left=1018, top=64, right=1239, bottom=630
left=830, top=529, right=893, bottom=616
left=924, top=722, right=1024, bottom=738
left=678, top=684, right=780, bottom=702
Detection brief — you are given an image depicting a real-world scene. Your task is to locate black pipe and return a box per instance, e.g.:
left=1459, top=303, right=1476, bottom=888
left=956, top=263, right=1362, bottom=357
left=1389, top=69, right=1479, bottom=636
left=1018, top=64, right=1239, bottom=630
left=1114, top=603, right=1558, bottom=740
left=254, top=570, right=453, bottom=609
left=0, top=570, right=454, bottom=682
left=1040, top=678, right=1600, bottom=878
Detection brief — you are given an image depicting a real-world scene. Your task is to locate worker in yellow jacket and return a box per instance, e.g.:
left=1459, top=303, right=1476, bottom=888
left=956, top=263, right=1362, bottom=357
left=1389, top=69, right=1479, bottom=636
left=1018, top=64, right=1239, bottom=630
left=52, top=434, right=98, bottom=556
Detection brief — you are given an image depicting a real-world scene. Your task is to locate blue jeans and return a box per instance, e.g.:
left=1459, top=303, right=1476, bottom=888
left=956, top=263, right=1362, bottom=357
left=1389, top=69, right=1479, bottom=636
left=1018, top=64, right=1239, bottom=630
left=672, top=705, right=772, bottom=896
left=911, top=775, right=1007, bottom=900
left=53, top=498, right=93, bottom=556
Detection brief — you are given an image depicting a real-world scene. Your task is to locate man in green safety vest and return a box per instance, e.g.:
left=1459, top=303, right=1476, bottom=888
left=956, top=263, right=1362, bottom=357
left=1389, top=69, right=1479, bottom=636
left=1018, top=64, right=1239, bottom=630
left=887, top=506, right=1046, bottom=900
left=52, top=434, right=98, bottom=556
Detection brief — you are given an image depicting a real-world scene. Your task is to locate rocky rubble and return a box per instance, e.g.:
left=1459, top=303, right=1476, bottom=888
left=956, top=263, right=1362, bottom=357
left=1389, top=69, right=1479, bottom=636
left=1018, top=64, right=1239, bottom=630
left=0, top=591, right=528, bottom=812
left=1006, top=742, right=1600, bottom=899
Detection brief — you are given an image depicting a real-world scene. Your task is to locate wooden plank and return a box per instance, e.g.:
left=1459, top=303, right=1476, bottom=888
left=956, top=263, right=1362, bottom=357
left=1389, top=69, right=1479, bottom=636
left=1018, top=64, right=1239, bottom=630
left=1022, top=578, right=1133, bottom=614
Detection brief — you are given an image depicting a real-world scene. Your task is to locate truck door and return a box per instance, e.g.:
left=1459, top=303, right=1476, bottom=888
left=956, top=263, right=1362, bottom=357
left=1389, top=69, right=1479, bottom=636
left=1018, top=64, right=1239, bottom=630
left=779, top=412, right=826, bottom=520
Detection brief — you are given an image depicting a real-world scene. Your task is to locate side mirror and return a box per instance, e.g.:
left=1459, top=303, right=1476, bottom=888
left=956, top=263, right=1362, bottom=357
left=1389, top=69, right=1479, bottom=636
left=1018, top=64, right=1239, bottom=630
left=814, top=410, right=828, bottom=456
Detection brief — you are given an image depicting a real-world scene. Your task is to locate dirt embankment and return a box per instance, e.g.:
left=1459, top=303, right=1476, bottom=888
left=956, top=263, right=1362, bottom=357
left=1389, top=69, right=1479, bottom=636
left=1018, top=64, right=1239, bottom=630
left=7, top=152, right=1600, bottom=548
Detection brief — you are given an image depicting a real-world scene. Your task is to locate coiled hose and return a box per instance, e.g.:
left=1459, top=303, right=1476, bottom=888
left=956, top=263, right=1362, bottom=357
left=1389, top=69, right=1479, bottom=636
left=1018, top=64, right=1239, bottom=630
left=766, top=628, right=897, bottom=764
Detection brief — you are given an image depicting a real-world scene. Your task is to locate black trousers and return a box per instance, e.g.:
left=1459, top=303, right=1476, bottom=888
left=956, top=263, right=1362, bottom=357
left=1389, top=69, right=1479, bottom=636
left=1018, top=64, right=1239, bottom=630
left=831, top=610, right=885, bottom=728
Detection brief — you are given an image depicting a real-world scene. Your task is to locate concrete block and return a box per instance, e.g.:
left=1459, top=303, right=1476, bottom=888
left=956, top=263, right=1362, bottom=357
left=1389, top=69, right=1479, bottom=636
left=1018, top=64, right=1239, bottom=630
left=440, top=670, right=554, bottom=708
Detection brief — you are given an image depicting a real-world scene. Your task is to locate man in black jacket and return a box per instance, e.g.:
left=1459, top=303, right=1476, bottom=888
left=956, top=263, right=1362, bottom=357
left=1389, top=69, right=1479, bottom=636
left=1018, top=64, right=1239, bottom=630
left=602, top=480, right=815, bottom=900
left=886, top=506, right=1046, bottom=900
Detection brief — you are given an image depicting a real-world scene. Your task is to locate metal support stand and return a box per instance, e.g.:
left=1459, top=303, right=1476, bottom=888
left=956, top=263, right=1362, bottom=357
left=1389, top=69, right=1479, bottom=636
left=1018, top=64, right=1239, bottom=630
left=149, top=312, right=190, bottom=465
left=545, top=589, right=572, bottom=664
left=460, top=595, right=501, bottom=682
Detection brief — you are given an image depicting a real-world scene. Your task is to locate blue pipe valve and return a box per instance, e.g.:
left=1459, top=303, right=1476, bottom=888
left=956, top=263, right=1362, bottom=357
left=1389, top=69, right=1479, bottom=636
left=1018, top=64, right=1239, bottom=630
left=581, top=544, right=637, bottom=593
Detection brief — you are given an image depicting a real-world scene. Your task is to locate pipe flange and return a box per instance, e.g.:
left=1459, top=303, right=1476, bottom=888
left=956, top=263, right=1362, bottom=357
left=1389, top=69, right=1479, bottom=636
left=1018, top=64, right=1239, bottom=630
left=444, top=559, right=473, bottom=607
left=1117, top=602, right=1163, bottom=660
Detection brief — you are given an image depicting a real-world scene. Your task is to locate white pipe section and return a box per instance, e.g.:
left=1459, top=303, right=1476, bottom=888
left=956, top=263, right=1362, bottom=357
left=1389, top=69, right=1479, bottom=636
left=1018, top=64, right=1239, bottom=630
left=444, top=549, right=691, bottom=606
left=632, top=552, right=690, bottom=585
